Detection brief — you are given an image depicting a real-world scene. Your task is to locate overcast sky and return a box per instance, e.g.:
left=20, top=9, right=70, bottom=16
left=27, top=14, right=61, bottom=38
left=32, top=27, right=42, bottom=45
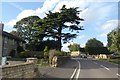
left=1, top=0, right=119, bottom=52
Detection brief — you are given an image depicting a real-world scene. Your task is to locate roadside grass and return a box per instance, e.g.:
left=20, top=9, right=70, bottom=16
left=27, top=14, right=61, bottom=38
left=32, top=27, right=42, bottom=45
left=97, top=58, right=108, bottom=60
left=97, top=58, right=120, bottom=64
left=109, top=59, right=120, bottom=64
left=36, top=59, right=49, bottom=67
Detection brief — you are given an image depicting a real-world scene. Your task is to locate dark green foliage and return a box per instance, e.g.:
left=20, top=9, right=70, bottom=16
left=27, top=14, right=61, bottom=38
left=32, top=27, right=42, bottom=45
left=36, top=40, right=59, bottom=51
left=85, top=38, right=104, bottom=55
left=17, top=46, right=24, bottom=53
left=19, top=50, right=29, bottom=58
left=79, top=48, right=85, bottom=52
left=9, top=49, right=16, bottom=57
left=85, top=38, right=104, bottom=48
left=86, top=47, right=110, bottom=55
left=14, top=16, right=44, bottom=51
left=14, top=5, right=84, bottom=51
left=35, top=5, right=84, bottom=50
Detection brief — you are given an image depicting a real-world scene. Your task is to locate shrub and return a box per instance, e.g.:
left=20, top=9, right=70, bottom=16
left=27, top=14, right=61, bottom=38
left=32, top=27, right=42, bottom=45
left=44, top=46, right=49, bottom=60
left=9, top=49, right=16, bottom=57
left=17, top=46, right=24, bottom=53
left=19, top=50, right=29, bottom=58
left=56, top=50, right=62, bottom=56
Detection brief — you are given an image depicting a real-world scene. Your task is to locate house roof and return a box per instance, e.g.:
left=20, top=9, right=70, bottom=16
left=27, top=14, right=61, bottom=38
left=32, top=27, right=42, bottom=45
left=2, top=31, right=26, bottom=43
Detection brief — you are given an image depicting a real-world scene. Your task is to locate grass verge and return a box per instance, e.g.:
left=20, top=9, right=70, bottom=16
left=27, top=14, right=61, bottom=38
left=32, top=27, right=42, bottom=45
left=37, top=59, right=49, bottom=67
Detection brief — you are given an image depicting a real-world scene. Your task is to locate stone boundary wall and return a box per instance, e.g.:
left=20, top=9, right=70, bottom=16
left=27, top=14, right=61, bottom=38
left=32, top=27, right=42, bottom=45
left=2, top=62, right=37, bottom=78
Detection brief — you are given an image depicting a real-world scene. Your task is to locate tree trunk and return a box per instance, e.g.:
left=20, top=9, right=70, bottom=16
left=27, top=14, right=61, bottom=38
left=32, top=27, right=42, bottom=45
left=58, top=37, right=61, bottom=51
left=58, top=26, right=62, bottom=51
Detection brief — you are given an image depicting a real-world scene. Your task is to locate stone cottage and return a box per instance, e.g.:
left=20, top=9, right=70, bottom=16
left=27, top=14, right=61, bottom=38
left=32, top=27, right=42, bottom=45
left=0, top=23, right=25, bottom=57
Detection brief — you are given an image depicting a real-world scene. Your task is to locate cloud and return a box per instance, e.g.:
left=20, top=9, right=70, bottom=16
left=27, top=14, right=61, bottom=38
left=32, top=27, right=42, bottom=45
left=52, top=0, right=89, bottom=12
left=101, top=20, right=119, bottom=31
left=77, top=35, right=86, bottom=39
left=99, top=20, right=119, bottom=37
left=61, top=42, right=70, bottom=52
left=80, top=2, right=117, bottom=26
left=7, top=0, right=116, bottom=29
left=96, top=20, right=119, bottom=46
left=6, top=0, right=61, bottom=28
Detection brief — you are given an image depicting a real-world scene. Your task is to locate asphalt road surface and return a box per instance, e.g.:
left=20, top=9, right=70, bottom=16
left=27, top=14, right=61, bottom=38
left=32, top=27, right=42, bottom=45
left=39, top=57, right=120, bottom=80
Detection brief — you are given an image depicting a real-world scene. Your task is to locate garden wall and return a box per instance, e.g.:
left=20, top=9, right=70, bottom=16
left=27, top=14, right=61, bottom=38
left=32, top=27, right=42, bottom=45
left=2, top=62, right=37, bottom=78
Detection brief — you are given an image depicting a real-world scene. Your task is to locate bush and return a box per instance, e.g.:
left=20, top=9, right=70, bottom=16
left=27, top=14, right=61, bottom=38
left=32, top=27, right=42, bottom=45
left=19, top=50, right=29, bottom=58
left=17, top=46, right=24, bottom=53
left=9, top=49, right=16, bottom=57
left=44, top=46, right=49, bottom=60
left=56, top=50, right=62, bottom=56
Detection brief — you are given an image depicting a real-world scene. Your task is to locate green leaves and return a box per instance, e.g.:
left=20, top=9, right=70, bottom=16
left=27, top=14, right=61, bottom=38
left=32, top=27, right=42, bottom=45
left=68, top=43, right=80, bottom=52
left=14, top=5, right=84, bottom=51
left=107, top=27, right=120, bottom=54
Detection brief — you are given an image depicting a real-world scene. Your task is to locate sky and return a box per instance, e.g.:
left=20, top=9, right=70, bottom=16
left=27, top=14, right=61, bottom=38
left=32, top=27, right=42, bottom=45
left=0, top=0, right=119, bottom=52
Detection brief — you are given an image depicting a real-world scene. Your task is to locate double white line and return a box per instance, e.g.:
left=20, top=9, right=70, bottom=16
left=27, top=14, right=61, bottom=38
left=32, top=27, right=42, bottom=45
left=70, top=61, right=81, bottom=80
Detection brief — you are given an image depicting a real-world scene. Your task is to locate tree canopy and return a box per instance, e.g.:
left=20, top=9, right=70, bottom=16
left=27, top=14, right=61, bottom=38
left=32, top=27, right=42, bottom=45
left=14, top=16, right=44, bottom=44
left=35, top=5, right=84, bottom=50
left=14, top=5, right=84, bottom=51
left=85, top=38, right=104, bottom=48
left=85, top=38, right=104, bottom=54
left=107, top=27, right=120, bottom=54
left=68, top=43, right=80, bottom=52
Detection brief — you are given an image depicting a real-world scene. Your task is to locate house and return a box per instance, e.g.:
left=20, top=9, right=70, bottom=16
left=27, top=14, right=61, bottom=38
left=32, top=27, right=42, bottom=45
left=0, top=23, right=25, bottom=57
left=87, top=47, right=110, bottom=59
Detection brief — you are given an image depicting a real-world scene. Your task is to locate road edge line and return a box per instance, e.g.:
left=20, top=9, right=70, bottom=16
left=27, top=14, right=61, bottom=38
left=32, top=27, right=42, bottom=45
left=100, top=65, right=110, bottom=71
left=75, top=61, right=81, bottom=80
left=70, top=67, right=77, bottom=79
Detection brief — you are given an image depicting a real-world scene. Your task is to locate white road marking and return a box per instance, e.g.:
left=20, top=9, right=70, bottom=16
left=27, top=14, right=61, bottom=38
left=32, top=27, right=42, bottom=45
left=116, top=73, right=120, bottom=77
left=100, top=65, right=110, bottom=71
left=70, top=67, right=77, bottom=79
left=93, top=62, right=98, bottom=64
left=75, top=61, right=81, bottom=80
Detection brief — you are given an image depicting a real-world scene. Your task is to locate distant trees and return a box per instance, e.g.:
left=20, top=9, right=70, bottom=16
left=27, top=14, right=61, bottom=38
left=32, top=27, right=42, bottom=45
left=68, top=43, right=80, bottom=52
left=85, top=38, right=104, bottom=48
left=107, top=27, right=120, bottom=54
left=85, top=38, right=104, bottom=54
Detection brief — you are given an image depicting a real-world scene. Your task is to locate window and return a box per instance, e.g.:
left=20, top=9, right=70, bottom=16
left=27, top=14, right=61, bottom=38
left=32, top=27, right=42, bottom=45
left=3, top=48, right=7, bottom=56
left=4, top=37, right=8, bottom=43
left=12, top=39, right=15, bottom=45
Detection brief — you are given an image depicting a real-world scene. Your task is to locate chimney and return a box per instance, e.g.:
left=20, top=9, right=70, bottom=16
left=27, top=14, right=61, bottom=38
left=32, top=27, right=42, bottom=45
left=0, top=22, right=4, bottom=31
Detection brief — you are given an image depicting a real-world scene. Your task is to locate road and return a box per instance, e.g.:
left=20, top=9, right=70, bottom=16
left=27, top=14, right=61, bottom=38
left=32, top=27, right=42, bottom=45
left=39, top=57, right=120, bottom=80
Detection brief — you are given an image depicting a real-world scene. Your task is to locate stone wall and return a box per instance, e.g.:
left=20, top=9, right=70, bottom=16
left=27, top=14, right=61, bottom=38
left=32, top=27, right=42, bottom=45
left=2, top=62, right=37, bottom=78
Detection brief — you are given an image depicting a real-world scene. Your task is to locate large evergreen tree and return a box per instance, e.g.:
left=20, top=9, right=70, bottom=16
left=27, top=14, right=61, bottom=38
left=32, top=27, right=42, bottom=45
left=35, top=5, right=84, bottom=50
